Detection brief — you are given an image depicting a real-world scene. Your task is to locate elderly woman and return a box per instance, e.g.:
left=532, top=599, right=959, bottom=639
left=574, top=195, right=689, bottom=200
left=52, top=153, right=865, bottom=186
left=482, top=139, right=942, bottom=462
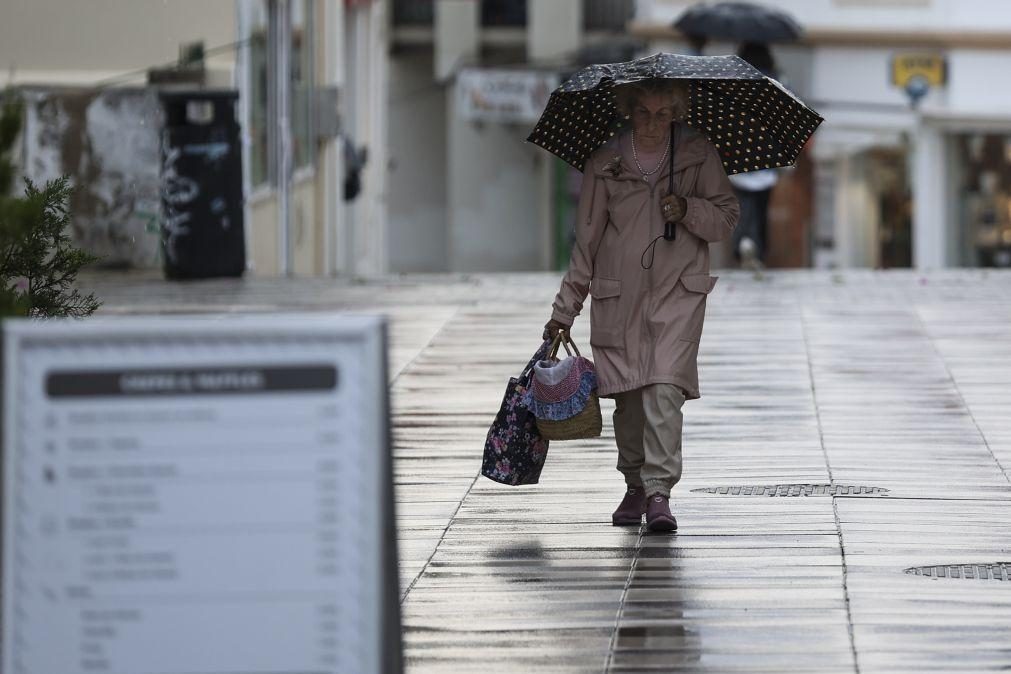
left=543, top=78, right=739, bottom=532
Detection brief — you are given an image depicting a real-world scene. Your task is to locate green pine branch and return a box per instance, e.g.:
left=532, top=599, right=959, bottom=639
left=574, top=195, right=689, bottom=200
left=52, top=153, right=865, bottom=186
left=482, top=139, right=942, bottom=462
left=0, top=94, right=101, bottom=318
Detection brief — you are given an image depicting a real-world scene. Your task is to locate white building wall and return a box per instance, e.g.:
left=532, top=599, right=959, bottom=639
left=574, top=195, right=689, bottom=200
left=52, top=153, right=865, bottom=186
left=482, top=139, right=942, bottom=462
left=447, top=86, right=546, bottom=272
left=387, top=53, right=448, bottom=273
left=812, top=47, right=938, bottom=109
left=0, top=0, right=236, bottom=85
left=639, top=0, right=1011, bottom=32
left=947, top=50, right=1011, bottom=113
left=435, top=0, right=479, bottom=82
left=388, top=0, right=589, bottom=273
left=21, top=88, right=163, bottom=267
left=528, top=0, right=581, bottom=62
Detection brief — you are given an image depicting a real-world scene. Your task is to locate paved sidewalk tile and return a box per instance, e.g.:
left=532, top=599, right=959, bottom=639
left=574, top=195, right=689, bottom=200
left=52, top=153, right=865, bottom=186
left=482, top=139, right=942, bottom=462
left=83, top=269, right=1011, bottom=673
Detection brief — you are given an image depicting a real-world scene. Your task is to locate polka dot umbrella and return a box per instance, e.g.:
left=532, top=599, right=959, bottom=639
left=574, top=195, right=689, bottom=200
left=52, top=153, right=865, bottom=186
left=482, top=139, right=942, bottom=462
left=527, top=52, right=823, bottom=175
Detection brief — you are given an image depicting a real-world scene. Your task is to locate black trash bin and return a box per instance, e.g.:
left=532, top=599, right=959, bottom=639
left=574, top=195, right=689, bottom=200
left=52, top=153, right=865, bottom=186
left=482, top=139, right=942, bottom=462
left=159, top=90, right=245, bottom=279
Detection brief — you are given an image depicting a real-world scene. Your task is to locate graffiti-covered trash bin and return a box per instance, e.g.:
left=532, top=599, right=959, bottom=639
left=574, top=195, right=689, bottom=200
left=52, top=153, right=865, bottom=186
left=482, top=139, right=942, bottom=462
left=159, top=91, right=245, bottom=279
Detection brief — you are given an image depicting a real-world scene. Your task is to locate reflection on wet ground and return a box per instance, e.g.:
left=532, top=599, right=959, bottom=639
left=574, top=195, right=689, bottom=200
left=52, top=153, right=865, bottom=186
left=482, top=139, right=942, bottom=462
left=86, top=270, right=1011, bottom=672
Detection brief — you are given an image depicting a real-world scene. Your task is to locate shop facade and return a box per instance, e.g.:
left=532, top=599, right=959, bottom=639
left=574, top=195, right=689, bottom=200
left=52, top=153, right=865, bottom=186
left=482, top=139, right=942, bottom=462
left=387, top=0, right=635, bottom=273
left=634, top=0, right=1011, bottom=270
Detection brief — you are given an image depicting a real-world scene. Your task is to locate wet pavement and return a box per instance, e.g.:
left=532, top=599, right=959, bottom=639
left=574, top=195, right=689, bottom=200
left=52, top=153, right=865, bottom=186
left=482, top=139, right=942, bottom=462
left=83, top=269, right=1011, bottom=673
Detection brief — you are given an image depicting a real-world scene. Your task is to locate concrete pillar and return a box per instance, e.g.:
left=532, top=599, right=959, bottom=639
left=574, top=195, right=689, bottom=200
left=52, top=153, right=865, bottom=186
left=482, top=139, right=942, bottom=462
left=340, top=2, right=389, bottom=277
left=811, top=156, right=838, bottom=269
left=833, top=153, right=860, bottom=268
left=268, top=0, right=293, bottom=276
left=320, top=0, right=343, bottom=276
left=829, top=152, right=874, bottom=269
left=528, top=2, right=581, bottom=270
left=235, top=1, right=255, bottom=272
left=361, top=0, right=389, bottom=275
left=528, top=0, right=582, bottom=63
left=435, top=0, right=478, bottom=82
left=912, top=122, right=947, bottom=269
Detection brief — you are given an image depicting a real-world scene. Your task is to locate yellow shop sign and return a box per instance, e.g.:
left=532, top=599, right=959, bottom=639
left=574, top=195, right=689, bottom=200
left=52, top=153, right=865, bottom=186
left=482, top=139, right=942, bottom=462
left=891, top=53, right=947, bottom=89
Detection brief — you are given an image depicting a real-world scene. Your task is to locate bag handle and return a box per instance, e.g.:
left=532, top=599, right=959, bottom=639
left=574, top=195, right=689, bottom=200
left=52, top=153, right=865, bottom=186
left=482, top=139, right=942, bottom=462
left=521, top=338, right=552, bottom=379
left=548, top=330, right=582, bottom=360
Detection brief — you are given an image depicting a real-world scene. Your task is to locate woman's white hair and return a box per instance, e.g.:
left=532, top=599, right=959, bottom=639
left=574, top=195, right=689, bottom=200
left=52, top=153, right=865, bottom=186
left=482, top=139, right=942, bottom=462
left=614, top=78, right=690, bottom=120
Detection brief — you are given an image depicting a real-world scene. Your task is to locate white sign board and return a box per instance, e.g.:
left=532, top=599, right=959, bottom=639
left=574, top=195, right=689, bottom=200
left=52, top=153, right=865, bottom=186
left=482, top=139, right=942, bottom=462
left=2, top=314, right=401, bottom=674
left=457, top=68, right=559, bottom=123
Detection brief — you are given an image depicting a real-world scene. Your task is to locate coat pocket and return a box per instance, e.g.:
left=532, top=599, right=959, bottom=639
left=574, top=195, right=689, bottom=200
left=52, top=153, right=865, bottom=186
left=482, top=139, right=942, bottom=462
left=589, top=277, right=624, bottom=348
left=590, top=277, right=621, bottom=299
left=675, top=274, right=717, bottom=343
left=679, top=273, right=718, bottom=294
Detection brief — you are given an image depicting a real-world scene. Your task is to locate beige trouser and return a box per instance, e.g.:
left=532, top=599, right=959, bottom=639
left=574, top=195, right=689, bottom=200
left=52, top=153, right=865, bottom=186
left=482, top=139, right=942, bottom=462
left=613, top=384, right=686, bottom=498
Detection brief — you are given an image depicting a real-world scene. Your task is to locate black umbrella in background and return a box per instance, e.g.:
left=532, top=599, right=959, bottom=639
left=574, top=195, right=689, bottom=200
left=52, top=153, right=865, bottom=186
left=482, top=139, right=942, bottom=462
left=674, top=1, right=803, bottom=43
left=527, top=53, right=823, bottom=175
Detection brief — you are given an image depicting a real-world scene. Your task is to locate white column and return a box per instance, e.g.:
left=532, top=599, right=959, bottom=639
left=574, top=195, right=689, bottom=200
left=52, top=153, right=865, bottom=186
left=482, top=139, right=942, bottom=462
left=828, top=149, right=887, bottom=269
left=268, top=0, right=293, bottom=276
left=528, top=0, right=581, bottom=63
left=528, top=1, right=580, bottom=272
left=832, top=153, right=855, bottom=268
left=912, top=121, right=947, bottom=269
left=340, top=6, right=360, bottom=276
left=362, top=0, right=389, bottom=275
left=320, top=0, right=342, bottom=276
left=811, top=156, right=838, bottom=269
left=340, top=3, right=389, bottom=277
left=235, top=0, right=255, bottom=272
left=435, top=0, right=478, bottom=82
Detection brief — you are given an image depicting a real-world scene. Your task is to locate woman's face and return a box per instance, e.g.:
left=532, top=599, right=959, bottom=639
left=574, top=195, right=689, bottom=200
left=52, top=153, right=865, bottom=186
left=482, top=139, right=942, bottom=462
left=631, top=92, right=676, bottom=150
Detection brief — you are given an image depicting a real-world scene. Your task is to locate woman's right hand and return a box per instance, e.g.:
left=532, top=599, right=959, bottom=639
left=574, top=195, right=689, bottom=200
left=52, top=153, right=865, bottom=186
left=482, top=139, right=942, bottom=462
left=542, top=319, right=567, bottom=341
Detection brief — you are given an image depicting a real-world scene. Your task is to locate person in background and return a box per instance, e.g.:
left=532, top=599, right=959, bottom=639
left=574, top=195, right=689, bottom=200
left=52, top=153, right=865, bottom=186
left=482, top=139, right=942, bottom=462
left=341, top=132, right=368, bottom=202
left=730, top=42, right=780, bottom=267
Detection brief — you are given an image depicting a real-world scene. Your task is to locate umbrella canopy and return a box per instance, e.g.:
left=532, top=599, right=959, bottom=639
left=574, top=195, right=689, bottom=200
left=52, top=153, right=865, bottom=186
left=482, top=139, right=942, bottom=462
left=527, top=53, right=822, bottom=175
left=674, top=1, right=803, bottom=43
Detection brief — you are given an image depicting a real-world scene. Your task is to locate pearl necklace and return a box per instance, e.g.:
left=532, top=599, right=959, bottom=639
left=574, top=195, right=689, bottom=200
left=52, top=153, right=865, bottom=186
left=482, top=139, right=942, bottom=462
left=631, top=131, right=670, bottom=182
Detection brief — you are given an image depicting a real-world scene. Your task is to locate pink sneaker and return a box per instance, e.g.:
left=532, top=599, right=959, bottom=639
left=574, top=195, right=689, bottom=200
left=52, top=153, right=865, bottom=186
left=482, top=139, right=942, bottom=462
left=646, top=493, right=678, bottom=532
left=611, top=486, right=647, bottom=526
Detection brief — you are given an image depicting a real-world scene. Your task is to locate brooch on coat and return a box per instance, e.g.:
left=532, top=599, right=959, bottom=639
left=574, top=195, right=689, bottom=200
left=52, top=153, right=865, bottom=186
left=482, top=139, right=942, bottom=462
left=601, top=155, right=623, bottom=177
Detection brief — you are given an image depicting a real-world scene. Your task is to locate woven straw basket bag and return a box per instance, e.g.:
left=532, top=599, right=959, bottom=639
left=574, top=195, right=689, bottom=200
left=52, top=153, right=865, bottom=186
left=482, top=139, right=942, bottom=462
left=526, top=331, right=602, bottom=441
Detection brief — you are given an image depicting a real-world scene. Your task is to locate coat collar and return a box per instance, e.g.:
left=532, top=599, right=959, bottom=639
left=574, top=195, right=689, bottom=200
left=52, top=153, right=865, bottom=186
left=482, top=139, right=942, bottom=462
left=593, top=123, right=708, bottom=181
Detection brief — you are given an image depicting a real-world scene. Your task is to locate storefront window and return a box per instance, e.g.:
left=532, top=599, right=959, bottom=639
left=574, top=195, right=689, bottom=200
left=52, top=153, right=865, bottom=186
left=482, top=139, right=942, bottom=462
left=247, top=0, right=313, bottom=189
left=869, top=148, right=912, bottom=269
left=481, top=0, right=526, bottom=26
left=958, top=133, right=1011, bottom=267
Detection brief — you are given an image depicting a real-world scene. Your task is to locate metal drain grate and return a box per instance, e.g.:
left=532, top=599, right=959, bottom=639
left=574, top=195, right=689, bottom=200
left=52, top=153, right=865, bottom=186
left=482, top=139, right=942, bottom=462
left=690, top=484, right=889, bottom=497
left=906, top=563, right=1011, bottom=581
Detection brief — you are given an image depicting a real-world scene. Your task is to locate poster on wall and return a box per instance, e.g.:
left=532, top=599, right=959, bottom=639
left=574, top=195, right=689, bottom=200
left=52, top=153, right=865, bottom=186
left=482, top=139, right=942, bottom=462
left=458, top=68, right=560, bottom=123
left=2, top=313, right=401, bottom=674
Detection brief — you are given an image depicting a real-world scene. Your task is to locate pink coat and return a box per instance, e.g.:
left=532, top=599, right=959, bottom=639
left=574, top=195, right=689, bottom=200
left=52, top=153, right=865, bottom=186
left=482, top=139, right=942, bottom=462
left=550, top=123, right=740, bottom=400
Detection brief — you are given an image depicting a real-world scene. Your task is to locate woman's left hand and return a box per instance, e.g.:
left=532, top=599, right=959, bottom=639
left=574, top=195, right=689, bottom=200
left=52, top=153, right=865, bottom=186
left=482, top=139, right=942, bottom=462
left=660, top=194, right=687, bottom=222
left=543, top=319, right=567, bottom=341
